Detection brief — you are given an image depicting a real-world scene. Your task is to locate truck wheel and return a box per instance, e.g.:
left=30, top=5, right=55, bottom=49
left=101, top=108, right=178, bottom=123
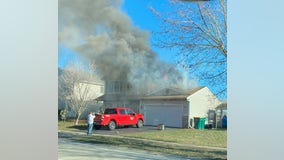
left=94, top=125, right=101, bottom=130
left=136, top=119, right=143, bottom=128
left=108, top=120, right=116, bottom=130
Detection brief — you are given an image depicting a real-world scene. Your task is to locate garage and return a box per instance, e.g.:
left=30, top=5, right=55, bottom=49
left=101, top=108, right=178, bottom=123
left=139, top=87, right=221, bottom=128
left=143, top=104, right=183, bottom=128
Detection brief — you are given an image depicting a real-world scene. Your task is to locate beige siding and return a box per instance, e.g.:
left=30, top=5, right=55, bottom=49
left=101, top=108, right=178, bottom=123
left=187, top=87, right=221, bottom=124
left=72, top=82, right=105, bottom=119
left=74, top=82, right=104, bottom=101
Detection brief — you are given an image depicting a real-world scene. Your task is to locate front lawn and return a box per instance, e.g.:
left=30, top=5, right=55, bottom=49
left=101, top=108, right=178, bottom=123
left=58, top=121, right=226, bottom=148
left=123, top=129, right=227, bottom=148
left=58, top=120, right=87, bottom=131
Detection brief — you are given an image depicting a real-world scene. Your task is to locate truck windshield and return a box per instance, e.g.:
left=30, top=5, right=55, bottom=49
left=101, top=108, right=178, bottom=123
left=104, top=109, right=117, bottom=114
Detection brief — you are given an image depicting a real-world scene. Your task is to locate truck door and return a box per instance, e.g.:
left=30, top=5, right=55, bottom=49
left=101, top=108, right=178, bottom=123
left=126, top=109, right=137, bottom=125
left=118, top=109, right=128, bottom=125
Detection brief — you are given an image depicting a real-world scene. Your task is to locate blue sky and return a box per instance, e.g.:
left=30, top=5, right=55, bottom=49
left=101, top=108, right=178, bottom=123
left=121, top=0, right=176, bottom=63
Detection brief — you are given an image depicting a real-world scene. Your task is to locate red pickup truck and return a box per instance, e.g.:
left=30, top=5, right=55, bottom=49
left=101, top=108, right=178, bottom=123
left=94, top=107, right=144, bottom=130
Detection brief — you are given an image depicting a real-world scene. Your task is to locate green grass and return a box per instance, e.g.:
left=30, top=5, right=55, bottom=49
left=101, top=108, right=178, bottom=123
left=123, top=129, right=227, bottom=148
left=58, top=120, right=87, bottom=131
left=58, top=121, right=227, bottom=159
left=58, top=121, right=226, bottom=148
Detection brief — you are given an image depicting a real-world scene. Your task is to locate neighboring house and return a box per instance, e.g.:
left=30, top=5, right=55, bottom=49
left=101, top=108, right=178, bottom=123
left=70, top=80, right=105, bottom=118
left=215, top=102, right=227, bottom=128
left=73, top=81, right=105, bottom=101
left=58, top=68, right=105, bottom=119
left=140, top=86, right=221, bottom=128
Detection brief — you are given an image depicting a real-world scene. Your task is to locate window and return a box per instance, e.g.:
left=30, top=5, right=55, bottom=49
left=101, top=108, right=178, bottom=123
left=119, top=109, right=127, bottom=115
left=104, top=109, right=117, bottom=114
left=106, top=81, right=122, bottom=94
left=126, top=109, right=135, bottom=115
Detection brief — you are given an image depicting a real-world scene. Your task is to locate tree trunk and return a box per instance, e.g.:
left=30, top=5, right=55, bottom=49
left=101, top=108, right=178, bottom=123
left=74, top=112, right=81, bottom=125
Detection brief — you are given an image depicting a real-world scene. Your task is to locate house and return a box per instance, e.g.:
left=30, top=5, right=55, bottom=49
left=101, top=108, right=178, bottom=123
left=75, top=80, right=105, bottom=117
left=97, top=84, right=222, bottom=128
left=215, top=102, right=227, bottom=128
left=139, top=86, right=221, bottom=128
left=58, top=68, right=105, bottom=118
left=73, top=81, right=105, bottom=102
left=59, top=80, right=105, bottom=119
left=96, top=78, right=141, bottom=112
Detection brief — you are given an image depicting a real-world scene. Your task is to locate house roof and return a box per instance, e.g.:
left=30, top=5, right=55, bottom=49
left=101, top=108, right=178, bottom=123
left=96, top=86, right=206, bottom=101
left=58, top=68, right=104, bottom=85
left=216, top=102, right=227, bottom=110
left=141, top=86, right=205, bottom=100
left=140, top=95, right=189, bottom=100
left=96, top=94, right=141, bottom=101
left=78, top=80, right=104, bottom=86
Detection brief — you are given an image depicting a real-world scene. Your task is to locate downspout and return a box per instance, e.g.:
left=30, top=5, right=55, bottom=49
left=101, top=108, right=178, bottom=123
left=187, top=97, right=194, bottom=129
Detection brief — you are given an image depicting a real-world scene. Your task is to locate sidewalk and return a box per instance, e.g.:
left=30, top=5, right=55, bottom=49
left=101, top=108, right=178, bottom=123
left=58, top=130, right=227, bottom=151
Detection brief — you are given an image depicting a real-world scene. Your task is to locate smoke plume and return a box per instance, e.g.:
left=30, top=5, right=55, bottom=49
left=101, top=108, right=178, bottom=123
left=59, top=0, right=197, bottom=94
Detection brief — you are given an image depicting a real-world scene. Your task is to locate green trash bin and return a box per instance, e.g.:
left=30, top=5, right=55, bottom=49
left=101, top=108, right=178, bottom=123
left=194, top=117, right=200, bottom=129
left=199, top=118, right=206, bottom=129
left=194, top=117, right=206, bottom=129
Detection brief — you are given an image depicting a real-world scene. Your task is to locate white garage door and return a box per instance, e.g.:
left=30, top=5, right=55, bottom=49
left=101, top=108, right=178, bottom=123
left=144, top=105, right=183, bottom=128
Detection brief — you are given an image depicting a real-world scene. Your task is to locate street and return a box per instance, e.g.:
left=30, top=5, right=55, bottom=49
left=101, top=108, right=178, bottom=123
left=58, top=138, right=206, bottom=160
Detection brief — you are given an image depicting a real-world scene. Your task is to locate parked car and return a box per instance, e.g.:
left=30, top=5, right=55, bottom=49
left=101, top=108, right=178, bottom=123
left=94, top=107, right=144, bottom=130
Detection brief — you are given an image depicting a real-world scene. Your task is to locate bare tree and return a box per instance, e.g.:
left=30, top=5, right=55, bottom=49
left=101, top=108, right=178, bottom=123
left=58, top=64, right=98, bottom=125
left=150, top=0, right=227, bottom=99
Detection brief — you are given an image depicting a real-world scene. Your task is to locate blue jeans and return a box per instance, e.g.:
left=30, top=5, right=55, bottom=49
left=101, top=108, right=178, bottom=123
left=87, top=123, right=94, bottom=135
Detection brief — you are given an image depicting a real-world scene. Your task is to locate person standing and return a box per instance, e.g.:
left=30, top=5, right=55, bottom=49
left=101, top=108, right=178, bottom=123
left=87, top=112, right=96, bottom=135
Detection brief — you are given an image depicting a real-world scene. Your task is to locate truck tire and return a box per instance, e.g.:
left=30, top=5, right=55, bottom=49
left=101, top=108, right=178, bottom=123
left=108, top=120, right=116, bottom=130
left=136, top=119, right=143, bottom=128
